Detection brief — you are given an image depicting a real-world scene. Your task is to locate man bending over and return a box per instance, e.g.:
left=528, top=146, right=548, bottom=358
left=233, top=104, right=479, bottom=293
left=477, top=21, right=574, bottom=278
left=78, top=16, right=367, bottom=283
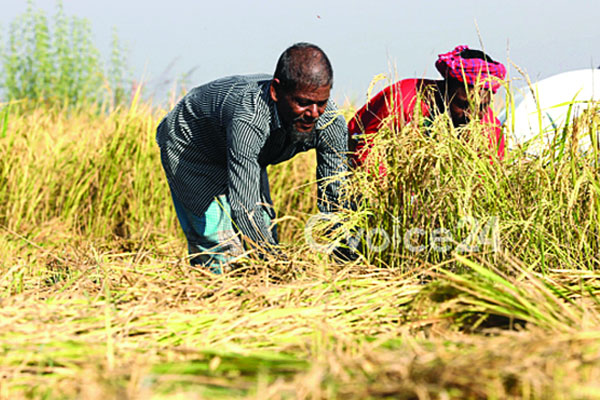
left=157, top=43, right=348, bottom=271
left=348, top=45, right=507, bottom=170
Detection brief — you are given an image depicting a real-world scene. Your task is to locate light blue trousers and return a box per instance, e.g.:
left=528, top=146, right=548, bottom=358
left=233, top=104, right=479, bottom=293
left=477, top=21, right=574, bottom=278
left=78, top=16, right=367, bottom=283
left=171, top=193, right=243, bottom=273
left=171, top=192, right=276, bottom=273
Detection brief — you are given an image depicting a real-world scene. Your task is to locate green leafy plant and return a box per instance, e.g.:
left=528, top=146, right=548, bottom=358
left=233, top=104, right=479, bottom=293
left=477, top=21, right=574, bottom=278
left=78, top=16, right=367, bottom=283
left=0, top=0, right=129, bottom=107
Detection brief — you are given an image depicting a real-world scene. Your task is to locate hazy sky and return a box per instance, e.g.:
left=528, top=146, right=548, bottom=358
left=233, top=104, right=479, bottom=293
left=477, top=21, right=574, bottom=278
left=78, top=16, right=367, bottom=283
left=2, top=0, right=599, bottom=104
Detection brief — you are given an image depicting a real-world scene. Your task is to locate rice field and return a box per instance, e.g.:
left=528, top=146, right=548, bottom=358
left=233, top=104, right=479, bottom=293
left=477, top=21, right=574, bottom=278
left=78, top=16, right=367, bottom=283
left=1, top=80, right=600, bottom=399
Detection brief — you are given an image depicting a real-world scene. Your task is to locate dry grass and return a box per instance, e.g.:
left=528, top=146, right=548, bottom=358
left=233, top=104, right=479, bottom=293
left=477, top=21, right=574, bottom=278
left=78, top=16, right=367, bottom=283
left=1, top=86, right=600, bottom=398
left=2, top=239, right=600, bottom=398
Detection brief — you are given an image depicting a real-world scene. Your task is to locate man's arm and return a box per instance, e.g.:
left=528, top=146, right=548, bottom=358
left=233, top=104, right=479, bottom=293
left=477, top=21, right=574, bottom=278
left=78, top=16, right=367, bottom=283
left=227, top=119, right=279, bottom=250
left=482, top=109, right=506, bottom=160
left=316, top=110, right=349, bottom=212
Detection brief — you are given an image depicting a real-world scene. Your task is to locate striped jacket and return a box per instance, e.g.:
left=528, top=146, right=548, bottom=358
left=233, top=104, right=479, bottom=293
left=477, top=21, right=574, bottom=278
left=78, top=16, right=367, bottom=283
left=156, top=74, right=348, bottom=248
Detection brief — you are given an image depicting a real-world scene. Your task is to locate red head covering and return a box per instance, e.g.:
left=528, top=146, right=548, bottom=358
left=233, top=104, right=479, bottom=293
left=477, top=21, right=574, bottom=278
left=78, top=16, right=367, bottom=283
left=435, top=45, right=506, bottom=93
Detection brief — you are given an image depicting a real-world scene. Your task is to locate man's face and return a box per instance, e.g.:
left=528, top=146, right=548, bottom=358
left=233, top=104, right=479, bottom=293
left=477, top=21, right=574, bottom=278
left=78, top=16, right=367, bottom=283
left=448, top=84, right=491, bottom=127
left=270, top=79, right=331, bottom=134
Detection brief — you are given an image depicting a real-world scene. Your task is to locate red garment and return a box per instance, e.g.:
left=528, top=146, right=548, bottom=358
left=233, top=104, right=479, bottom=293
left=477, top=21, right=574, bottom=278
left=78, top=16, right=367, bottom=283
left=348, top=79, right=505, bottom=168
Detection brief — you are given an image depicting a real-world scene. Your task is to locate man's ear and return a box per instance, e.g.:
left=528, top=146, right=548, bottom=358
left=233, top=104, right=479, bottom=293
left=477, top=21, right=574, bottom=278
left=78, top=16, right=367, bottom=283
left=270, top=78, right=280, bottom=102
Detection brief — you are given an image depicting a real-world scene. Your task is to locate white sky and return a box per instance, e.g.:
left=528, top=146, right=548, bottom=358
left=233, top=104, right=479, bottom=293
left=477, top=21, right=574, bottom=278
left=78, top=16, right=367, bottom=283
left=2, top=0, right=599, bottom=104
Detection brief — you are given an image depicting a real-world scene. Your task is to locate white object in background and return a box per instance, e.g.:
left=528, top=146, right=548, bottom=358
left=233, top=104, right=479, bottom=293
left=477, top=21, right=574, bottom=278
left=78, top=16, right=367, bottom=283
left=500, top=69, right=600, bottom=155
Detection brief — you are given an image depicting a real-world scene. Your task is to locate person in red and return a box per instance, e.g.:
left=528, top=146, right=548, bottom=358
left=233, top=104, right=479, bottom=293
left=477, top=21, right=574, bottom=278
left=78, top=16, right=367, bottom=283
left=348, top=45, right=507, bottom=169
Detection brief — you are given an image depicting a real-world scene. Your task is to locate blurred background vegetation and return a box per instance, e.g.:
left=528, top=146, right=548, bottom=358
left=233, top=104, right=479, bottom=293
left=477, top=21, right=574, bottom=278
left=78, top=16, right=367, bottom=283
left=0, top=0, right=129, bottom=108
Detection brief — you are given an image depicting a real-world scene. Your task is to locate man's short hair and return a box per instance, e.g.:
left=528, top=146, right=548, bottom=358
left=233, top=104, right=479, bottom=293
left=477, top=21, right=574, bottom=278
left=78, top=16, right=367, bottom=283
left=274, top=42, right=333, bottom=91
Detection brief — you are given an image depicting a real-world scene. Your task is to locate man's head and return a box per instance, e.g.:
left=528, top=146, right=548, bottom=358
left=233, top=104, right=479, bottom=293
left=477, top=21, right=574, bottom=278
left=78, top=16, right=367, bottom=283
left=445, top=77, right=492, bottom=127
left=270, top=43, right=333, bottom=134
left=436, top=46, right=506, bottom=127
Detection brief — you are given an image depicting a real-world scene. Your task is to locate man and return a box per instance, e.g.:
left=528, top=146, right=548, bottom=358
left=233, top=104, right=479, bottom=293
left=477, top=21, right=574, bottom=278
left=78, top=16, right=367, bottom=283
left=156, top=43, right=348, bottom=271
left=348, top=45, right=507, bottom=170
